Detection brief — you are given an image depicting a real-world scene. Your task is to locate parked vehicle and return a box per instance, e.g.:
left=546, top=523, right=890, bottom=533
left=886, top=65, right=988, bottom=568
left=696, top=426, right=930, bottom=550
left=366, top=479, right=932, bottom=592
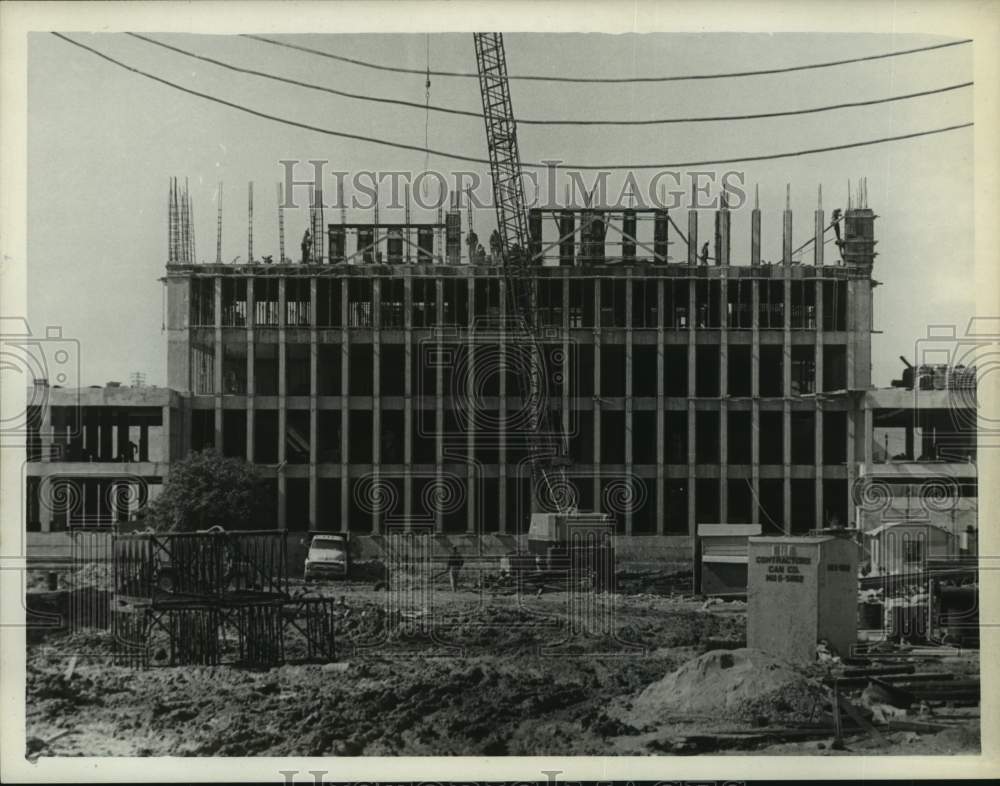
left=303, top=533, right=350, bottom=581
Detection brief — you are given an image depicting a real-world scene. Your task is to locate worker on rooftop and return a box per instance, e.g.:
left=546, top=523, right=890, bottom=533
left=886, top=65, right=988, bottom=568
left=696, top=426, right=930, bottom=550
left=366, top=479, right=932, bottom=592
left=301, top=228, right=312, bottom=264
left=489, top=229, right=502, bottom=262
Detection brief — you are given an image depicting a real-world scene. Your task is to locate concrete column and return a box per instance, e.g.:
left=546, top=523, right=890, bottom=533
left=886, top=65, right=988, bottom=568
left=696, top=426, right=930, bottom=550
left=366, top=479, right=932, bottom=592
left=435, top=277, right=444, bottom=533
left=84, top=409, right=97, bottom=460
left=717, top=204, right=731, bottom=266
left=863, top=401, right=873, bottom=467
left=593, top=279, right=602, bottom=509
left=403, top=274, right=413, bottom=521
left=277, top=277, right=287, bottom=530
left=179, top=397, right=191, bottom=459
left=751, top=275, right=760, bottom=526
left=687, top=276, right=697, bottom=535
left=372, top=278, right=381, bottom=534
left=624, top=271, right=634, bottom=534
left=340, top=280, right=350, bottom=533
left=40, top=396, right=54, bottom=462
left=116, top=410, right=129, bottom=462
left=782, top=186, right=793, bottom=265
left=466, top=276, right=476, bottom=533
left=687, top=210, right=698, bottom=265
left=815, top=189, right=825, bottom=266
left=498, top=276, right=507, bottom=533
left=167, top=277, right=193, bottom=393
left=246, top=277, right=255, bottom=462
left=849, top=277, right=873, bottom=390
left=214, top=276, right=223, bottom=450
left=846, top=399, right=857, bottom=529
left=751, top=186, right=761, bottom=266
left=39, top=476, right=52, bottom=532
left=160, top=405, right=170, bottom=464
left=656, top=278, right=665, bottom=534
left=814, top=279, right=825, bottom=529
left=98, top=409, right=112, bottom=461
left=561, top=271, right=571, bottom=469
left=719, top=269, right=729, bottom=525
left=309, top=277, right=318, bottom=530
left=845, top=281, right=857, bottom=391
left=783, top=269, right=792, bottom=534
left=528, top=277, right=540, bottom=519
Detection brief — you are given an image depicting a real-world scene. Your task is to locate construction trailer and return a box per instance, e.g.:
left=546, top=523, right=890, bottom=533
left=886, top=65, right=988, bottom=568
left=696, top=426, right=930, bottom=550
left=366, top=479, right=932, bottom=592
left=695, top=523, right=763, bottom=596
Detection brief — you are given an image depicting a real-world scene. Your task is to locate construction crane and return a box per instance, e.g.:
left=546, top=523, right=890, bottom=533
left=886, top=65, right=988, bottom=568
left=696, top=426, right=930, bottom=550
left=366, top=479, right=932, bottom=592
left=473, top=32, right=567, bottom=510
left=473, top=34, right=615, bottom=586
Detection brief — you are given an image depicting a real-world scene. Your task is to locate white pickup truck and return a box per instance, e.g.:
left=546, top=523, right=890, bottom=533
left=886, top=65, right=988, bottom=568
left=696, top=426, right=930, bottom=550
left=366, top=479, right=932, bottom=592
left=303, top=533, right=350, bottom=581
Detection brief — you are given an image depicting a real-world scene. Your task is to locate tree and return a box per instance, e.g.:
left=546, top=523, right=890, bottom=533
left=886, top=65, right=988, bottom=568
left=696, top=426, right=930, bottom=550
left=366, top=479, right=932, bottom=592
left=141, top=449, right=262, bottom=532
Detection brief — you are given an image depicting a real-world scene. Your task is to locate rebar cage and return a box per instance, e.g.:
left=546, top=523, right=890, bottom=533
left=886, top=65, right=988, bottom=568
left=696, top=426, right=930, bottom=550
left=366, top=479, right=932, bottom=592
left=111, top=529, right=337, bottom=667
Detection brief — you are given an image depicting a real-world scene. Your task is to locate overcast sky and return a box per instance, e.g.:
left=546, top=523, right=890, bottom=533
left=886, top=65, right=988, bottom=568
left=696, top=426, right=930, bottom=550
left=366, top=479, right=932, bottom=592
left=28, top=32, right=973, bottom=387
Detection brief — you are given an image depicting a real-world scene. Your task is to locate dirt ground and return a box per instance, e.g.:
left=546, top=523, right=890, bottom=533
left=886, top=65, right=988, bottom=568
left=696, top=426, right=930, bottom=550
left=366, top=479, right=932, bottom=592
left=25, top=577, right=981, bottom=757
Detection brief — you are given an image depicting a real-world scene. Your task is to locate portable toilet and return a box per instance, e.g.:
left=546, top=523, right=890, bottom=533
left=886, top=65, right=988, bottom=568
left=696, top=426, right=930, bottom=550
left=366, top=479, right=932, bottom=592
left=747, top=534, right=859, bottom=663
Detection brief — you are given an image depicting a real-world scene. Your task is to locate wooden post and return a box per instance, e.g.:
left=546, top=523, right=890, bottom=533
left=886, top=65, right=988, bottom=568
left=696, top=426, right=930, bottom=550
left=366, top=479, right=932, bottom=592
left=831, top=682, right=844, bottom=749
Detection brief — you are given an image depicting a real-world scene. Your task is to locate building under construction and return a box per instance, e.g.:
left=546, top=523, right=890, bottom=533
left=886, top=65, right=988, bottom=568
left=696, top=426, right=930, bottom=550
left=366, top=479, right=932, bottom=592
left=159, top=178, right=879, bottom=542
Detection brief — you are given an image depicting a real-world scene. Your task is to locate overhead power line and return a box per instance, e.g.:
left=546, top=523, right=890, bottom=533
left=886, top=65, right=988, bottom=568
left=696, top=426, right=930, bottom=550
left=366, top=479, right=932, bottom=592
left=54, top=33, right=974, bottom=171
left=128, top=33, right=973, bottom=128
left=244, top=33, right=972, bottom=84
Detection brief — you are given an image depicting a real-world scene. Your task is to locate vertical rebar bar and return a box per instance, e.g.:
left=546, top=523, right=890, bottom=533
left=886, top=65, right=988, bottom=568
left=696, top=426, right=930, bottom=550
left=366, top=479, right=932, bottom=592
left=216, top=182, right=223, bottom=264
left=277, top=182, right=285, bottom=263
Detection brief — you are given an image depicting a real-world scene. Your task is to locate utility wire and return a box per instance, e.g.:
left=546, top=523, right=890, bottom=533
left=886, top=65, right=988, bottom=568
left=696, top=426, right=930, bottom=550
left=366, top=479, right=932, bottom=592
left=744, top=478, right=783, bottom=533
left=55, top=33, right=974, bottom=171
left=423, top=34, right=432, bottom=196
left=127, top=33, right=973, bottom=128
left=244, top=33, right=972, bottom=84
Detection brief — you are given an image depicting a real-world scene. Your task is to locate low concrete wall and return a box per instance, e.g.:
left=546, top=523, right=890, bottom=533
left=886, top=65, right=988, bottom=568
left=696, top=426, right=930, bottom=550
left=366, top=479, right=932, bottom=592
left=26, top=532, right=73, bottom=562
left=291, top=533, right=694, bottom=573
left=27, top=531, right=695, bottom=574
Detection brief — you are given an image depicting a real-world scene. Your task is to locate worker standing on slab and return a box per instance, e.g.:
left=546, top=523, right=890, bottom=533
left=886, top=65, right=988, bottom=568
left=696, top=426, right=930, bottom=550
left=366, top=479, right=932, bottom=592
left=447, top=546, right=464, bottom=591
left=466, top=228, right=479, bottom=263
left=489, top=229, right=502, bottom=263
left=301, top=228, right=312, bottom=263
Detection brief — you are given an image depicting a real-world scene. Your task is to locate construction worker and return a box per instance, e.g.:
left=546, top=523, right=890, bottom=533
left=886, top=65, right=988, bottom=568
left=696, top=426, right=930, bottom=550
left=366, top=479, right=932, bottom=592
left=475, top=243, right=487, bottom=265
left=301, top=228, right=312, bottom=264
left=447, top=546, right=464, bottom=591
left=489, top=229, right=502, bottom=262
left=700, top=241, right=710, bottom=265
left=466, top=228, right=479, bottom=262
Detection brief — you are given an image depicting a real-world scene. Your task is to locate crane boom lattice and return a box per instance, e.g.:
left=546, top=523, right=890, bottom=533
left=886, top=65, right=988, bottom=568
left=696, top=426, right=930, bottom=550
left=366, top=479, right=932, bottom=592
left=473, top=32, right=571, bottom=514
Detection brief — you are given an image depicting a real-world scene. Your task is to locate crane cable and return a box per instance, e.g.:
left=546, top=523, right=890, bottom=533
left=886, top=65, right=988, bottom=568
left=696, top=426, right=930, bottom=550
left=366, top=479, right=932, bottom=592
left=423, top=34, right=432, bottom=199
left=126, top=33, right=972, bottom=128
left=244, top=33, right=972, bottom=84
left=54, top=33, right=974, bottom=171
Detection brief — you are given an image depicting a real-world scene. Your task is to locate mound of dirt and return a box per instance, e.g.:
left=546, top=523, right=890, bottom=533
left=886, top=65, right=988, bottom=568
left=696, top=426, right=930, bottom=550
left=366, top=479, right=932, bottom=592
left=64, top=563, right=113, bottom=590
left=616, top=648, right=825, bottom=729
